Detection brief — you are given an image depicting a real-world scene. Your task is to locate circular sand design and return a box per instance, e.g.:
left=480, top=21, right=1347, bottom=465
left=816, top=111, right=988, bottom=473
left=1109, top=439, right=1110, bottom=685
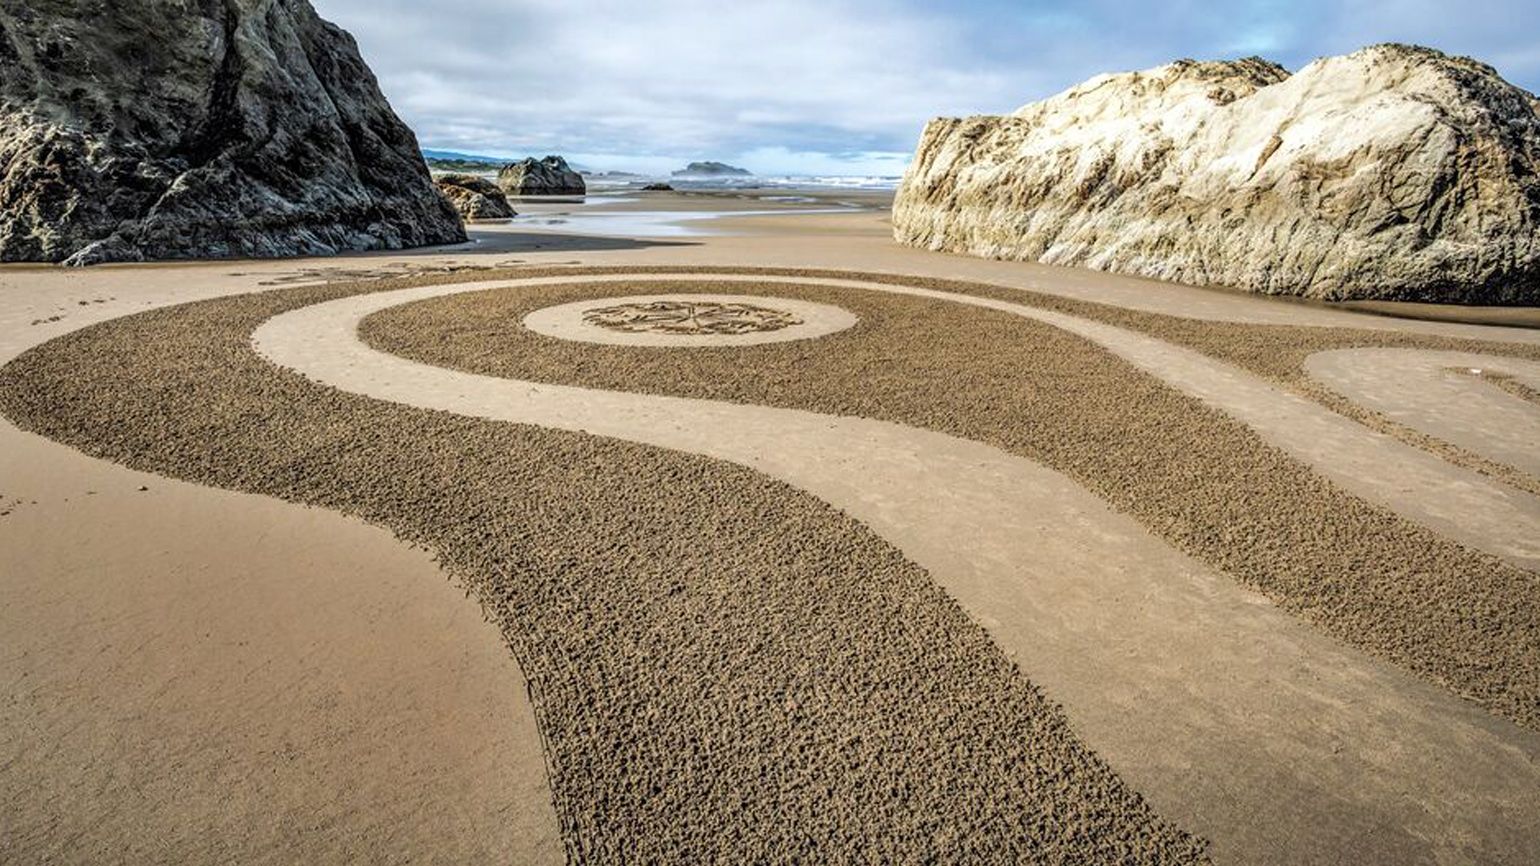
left=585, top=299, right=800, bottom=335
left=523, top=292, right=856, bottom=346
left=0, top=269, right=1207, bottom=863
left=360, top=271, right=1540, bottom=727
left=8, top=265, right=1540, bottom=864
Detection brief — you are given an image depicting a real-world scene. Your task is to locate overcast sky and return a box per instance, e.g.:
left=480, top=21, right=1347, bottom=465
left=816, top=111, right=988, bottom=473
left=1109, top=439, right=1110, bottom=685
left=313, top=0, right=1540, bottom=176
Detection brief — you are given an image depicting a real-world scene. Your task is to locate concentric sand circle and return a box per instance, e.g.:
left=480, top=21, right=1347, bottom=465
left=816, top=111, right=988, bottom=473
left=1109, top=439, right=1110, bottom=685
left=521, top=291, right=857, bottom=346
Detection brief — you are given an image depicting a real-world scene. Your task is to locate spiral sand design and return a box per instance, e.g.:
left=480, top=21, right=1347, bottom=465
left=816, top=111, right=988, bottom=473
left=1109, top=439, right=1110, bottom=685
left=3, top=265, right=1538, bottom=864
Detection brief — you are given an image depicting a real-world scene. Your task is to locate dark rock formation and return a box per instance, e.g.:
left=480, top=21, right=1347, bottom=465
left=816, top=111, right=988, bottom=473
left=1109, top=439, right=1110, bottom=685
left=641, top=183, right=675, bottom=191
left=894, top=44, right=1540, bottom=305
left=497, top=156, right=585, bottom=195
left=435, top=173, right=515, bottom=220
left=0, top=0, right=465, bottom=265
left=673, top=161, right=752, bottom=178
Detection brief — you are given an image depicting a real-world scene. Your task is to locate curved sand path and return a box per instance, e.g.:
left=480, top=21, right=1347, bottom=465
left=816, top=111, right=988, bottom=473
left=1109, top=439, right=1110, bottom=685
left=1306, top=348, right=1540, bottom=478
left=805, top=274, right=1540, bottom=569
left=8, top=206, right=1534, bottom=862
left=306, top=270, right=1540, bottom=570
left=0, top=277, right=562, bottom=863
left=255, top=273, right=1540, bottom=865
left=7, top=275, right=1211, bottom=862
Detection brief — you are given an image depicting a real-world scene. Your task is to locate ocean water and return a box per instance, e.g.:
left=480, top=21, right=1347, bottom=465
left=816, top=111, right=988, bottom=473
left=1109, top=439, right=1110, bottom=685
left=585, top=175, right=902, bottom=192
left=430, top=165, right=901, bottom=193
left=502, top=206, right=861, bottom=238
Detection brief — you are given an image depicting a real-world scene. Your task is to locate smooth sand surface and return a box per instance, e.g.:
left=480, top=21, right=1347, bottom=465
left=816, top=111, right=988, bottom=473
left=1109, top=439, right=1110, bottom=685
left=1, top=433, right=559, bottom=863
left=1306, top=348, right=1540, bottom=476
left=1336, top=298, right=1540, bottom=329
left=3, top=201, right=1538, bottom=863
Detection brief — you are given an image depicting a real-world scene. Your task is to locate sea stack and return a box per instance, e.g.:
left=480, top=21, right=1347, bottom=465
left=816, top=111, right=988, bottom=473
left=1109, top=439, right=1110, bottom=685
left=0, top=0, right=466, bottom=265
left=673, top=161, right=752, bottom=178
left=893, top=44, right=1540, bottom=304
left=497, top=156, right=586, bottom=195
left=435, top=174, right=516, bottom=220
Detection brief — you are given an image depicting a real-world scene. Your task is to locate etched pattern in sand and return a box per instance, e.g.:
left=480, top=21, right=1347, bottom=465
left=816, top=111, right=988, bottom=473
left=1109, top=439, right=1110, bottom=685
left=582, top=300, right=802, bottom=335
left=10, top=265, right=1540, bottom=865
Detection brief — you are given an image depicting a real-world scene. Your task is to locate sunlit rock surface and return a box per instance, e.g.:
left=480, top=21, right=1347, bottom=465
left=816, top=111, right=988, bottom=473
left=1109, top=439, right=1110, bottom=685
left=435, top=174, right=515, bottom=220
left=894, top=45, right=1540, bottom=304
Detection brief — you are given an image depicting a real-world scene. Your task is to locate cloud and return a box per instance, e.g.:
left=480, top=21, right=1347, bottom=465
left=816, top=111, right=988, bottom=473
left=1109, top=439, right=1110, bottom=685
left=733, top=147, right=913, bottom=177
left=312, top=0, right=1540, bottom=174
left=320, top=0, right=1016, bottom=168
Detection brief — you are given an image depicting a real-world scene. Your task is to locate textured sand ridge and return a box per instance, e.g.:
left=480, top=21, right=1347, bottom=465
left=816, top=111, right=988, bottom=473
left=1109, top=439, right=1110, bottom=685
left=1473, top=369, right=1540, bottom=406
left=0, top=272, right=1207, bottom=863
left=362, top=269, right=1540, bottom=730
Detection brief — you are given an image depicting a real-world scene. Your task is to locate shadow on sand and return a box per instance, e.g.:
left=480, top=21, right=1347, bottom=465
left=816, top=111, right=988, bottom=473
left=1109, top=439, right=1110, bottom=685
left=226, top=230, right=697, bottom=286
left=432, top=227, right=700, bottom=256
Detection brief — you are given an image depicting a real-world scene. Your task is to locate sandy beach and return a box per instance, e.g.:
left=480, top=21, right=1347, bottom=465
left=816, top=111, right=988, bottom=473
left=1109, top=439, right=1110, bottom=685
left=4, top=193, right=1539, bottom=863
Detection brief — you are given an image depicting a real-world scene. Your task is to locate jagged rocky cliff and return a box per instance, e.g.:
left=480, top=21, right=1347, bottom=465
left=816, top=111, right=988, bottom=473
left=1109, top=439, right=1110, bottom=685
left=893, top=45, right=1540, bottom=304
left=0, top=0, right=465, bottom=265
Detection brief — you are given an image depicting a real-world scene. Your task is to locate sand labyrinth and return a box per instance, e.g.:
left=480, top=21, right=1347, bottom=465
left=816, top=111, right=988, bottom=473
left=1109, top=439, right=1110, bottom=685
left=4, top=266, right=1539, bottom=864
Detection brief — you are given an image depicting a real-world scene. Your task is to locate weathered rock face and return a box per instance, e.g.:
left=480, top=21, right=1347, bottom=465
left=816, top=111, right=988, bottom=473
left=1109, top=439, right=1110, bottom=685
left=497, top=156, right=585, bottom=195
left=894, top=45, right=1540, bottom=304
left=0, top=0, right=466, bottom=265
left=434, top=173, right=515, bottom=220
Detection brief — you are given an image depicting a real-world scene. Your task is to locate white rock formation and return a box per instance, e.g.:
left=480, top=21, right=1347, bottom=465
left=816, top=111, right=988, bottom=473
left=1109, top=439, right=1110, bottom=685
left=893, top=45, right=1540, bottom=304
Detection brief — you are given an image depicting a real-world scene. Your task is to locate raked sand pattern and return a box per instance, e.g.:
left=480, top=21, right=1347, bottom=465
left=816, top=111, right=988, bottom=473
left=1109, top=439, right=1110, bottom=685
left=0, top=270, right=1206, bottom=864
left=3, top=265, right=1539, bottom=864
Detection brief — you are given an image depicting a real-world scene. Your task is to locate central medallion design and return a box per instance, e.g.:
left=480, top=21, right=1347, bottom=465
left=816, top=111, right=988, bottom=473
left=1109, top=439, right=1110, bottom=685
left=581, top=300, right=804, bottom=336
